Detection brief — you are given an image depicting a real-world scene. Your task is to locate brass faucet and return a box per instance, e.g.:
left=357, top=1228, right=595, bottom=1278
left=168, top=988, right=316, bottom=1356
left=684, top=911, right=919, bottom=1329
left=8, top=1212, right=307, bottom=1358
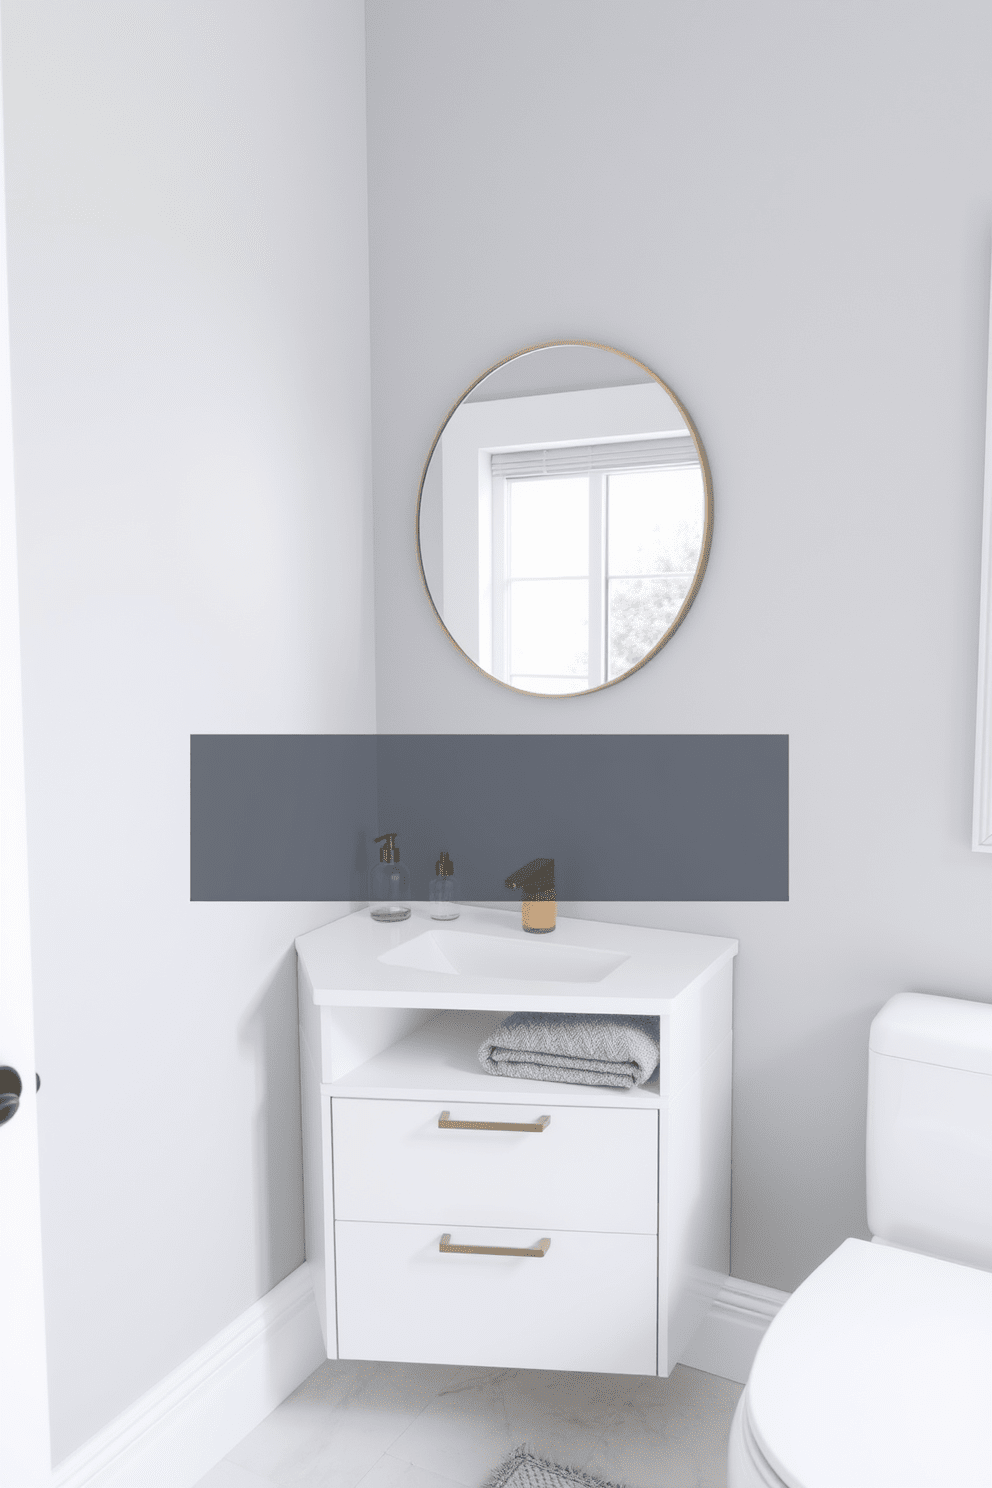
left=505, top=857, right=556, bottom=934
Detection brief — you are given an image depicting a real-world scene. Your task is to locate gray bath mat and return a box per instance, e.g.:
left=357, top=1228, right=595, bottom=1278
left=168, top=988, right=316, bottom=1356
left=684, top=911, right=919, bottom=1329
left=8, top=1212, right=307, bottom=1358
left=486, top=1446, right=630, bottom=1488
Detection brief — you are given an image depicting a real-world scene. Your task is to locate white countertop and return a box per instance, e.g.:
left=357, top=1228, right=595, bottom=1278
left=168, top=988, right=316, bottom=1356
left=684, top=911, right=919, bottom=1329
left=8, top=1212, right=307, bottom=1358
left=296, top=904, right=737, bottom=1014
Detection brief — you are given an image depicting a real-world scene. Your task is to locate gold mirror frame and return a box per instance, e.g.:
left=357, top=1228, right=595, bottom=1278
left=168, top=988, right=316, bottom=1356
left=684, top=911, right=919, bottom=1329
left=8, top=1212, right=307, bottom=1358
left=415, top=340, right=714, bottom=698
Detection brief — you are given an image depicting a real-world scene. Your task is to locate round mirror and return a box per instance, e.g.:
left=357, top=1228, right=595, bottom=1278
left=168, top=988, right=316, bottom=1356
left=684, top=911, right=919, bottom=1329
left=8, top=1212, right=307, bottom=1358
left=416, top=342, right=713, bottom=697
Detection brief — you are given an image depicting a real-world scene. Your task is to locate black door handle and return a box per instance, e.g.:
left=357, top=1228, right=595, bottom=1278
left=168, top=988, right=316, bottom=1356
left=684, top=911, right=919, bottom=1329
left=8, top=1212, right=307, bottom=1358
left=0, top=1066, right=23, bottom=1126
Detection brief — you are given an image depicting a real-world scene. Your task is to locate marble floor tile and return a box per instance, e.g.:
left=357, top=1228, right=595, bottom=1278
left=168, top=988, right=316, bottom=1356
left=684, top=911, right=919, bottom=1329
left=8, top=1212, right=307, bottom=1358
left=193, top=1460, right=275, bottom=1488
left=386, top=1364, right=741, bottom=1488
left=225, top=1360, right=468, bottom=1488
left=199, top=1360, right=740, bottom=1488
left=353, top=1451, right=476, bottom=1488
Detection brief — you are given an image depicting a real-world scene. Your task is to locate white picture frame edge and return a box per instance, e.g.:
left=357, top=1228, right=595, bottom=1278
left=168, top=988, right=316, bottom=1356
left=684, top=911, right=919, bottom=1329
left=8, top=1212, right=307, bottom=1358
left=973, top=247, right=992, bottom=850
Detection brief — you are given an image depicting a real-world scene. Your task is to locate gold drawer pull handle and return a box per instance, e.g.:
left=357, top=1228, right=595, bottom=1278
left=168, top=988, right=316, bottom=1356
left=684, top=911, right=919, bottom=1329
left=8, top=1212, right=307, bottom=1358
left=439, top=1233, right=551, bottom=1258
left=438, top=1110, right=550, bottom=1133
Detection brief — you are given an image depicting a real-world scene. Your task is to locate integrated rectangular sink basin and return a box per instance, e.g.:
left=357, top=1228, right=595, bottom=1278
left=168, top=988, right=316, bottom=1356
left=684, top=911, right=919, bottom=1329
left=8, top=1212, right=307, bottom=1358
left=376, top=929, right=628, bottom=984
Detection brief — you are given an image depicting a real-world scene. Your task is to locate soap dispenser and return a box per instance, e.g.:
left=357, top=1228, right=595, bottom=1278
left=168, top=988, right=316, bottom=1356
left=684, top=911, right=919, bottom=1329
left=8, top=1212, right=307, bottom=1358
left=429, top=850, right=460, bottom=920
left=369, top=833, right=411, bottom=922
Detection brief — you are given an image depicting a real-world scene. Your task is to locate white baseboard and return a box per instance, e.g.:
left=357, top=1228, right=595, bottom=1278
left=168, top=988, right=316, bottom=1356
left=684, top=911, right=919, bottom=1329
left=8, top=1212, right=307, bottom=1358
left=51, top=1262, right=326, bottom=1488
left=679, top=1275, right=790, bottom=1385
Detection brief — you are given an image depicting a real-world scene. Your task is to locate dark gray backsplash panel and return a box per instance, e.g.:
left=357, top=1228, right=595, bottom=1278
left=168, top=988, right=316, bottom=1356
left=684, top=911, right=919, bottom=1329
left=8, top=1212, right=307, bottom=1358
left=375, top=734, right=788, bottom=902
left=190, top=734, right=788, bottom=901
left=190, top=734, right=376, bottom=902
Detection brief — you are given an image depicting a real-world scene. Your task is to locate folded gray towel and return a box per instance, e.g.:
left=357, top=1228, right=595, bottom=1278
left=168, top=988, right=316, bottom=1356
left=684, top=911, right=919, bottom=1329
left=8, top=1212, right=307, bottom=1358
left=478, top=1012, right=659, bottom=1090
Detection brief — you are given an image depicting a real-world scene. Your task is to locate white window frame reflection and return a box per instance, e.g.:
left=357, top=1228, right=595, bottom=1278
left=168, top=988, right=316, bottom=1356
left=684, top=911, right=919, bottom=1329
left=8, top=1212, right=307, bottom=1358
left=488, top=438, right=702, bottom=692
left=493, top=474, right=593, bottom=689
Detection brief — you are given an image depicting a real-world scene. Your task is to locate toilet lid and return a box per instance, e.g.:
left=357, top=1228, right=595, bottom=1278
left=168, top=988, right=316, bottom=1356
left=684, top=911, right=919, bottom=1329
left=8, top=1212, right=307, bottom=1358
left=747, top=1238, right=992, bottom=1488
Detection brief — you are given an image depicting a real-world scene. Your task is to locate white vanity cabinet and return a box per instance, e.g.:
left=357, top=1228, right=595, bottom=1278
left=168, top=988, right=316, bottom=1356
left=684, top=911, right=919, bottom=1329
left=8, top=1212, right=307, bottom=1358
left=297, top=906, right=736, bottom=1378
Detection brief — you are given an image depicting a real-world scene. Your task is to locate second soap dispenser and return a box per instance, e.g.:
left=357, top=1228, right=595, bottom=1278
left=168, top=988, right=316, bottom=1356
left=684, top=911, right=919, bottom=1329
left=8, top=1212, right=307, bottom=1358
left=429, top=850, right=460, bottom=920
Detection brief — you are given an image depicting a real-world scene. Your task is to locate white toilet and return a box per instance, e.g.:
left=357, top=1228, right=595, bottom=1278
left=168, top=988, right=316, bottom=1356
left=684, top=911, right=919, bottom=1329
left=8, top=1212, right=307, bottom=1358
left=727, top=992, right=992, bottom=1488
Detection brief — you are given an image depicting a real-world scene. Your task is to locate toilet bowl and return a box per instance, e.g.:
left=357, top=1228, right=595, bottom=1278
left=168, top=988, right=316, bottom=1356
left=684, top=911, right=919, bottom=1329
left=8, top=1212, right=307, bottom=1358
left=728, top=993, right=992, bottom=1488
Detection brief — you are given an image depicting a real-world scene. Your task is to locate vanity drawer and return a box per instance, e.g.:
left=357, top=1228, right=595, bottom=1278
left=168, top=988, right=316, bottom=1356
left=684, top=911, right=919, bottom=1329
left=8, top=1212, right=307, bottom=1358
left=331, top=1097, right=658, bottom=1234
left=335, top=1220, right=657, bottom=1375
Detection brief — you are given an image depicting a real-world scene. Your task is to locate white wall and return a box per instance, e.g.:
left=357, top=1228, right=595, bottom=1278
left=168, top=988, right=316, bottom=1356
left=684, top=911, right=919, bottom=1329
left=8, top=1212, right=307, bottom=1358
left=1, top=0, right=374, bottom=1462
left=366, top=0, right=992, bottom=1292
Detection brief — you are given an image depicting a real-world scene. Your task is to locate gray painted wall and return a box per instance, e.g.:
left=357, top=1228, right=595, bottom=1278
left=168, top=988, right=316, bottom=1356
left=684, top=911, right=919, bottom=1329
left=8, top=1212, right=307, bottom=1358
left=3, top=0, right=375, bottom=1461
left=365, top=0, right=992, bottom=1291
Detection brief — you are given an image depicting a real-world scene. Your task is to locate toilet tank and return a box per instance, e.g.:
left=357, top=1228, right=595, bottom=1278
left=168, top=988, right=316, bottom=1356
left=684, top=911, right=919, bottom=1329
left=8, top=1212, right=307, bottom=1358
left=867, top=992, right=992, bottom=1271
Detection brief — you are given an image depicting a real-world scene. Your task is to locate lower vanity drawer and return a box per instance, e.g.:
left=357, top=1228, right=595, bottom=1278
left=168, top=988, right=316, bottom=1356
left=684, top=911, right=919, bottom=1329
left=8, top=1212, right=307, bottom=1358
left=332, top=1098, right=658, bottom=1234
left=335, top=1220, right=658, bottom=1375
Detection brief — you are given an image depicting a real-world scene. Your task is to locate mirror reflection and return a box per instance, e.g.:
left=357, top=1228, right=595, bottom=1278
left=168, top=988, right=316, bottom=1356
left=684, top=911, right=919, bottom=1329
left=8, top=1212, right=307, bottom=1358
left=417, top=343, right=712, bottom=696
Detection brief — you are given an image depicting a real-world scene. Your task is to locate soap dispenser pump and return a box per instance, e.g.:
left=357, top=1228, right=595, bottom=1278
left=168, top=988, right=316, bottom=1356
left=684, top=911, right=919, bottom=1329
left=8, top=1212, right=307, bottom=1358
left=370, top=833, right=411, bottom=922
left=429, top=850, right=460, bottom=920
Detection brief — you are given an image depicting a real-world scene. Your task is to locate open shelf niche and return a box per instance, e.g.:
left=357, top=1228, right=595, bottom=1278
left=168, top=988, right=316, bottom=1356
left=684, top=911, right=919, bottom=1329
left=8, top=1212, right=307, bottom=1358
left=321, top=1004, right=662, bottom=1109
